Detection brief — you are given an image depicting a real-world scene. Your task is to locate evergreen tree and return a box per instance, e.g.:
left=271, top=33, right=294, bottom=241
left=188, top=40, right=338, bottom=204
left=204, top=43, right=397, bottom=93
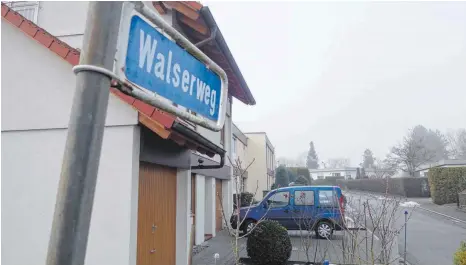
left=362, top=149, right=375, bottom=169
left=275, top=166, right=290, bottom=188
left=306, top=141, right=319, bottom=169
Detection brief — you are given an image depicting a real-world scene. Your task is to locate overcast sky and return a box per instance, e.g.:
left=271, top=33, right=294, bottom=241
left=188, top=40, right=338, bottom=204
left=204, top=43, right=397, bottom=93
left=206, top=1, right=466, bottom=166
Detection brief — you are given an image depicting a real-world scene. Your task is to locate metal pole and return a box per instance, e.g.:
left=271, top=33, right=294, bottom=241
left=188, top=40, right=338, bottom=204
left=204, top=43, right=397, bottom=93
left=364, top=202, right=368, bottom=263
left=404, top=210, right=408, bottom=264
left=45, top=2, right=122, bottom=265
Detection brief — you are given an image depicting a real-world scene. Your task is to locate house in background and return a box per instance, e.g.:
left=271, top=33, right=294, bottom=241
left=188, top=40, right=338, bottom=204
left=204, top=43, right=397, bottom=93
left=415, top=159, right=466, bottom=177
left=310, top=166, right=395, bottom=180
left=243, top=132, right=276, bottom=200
left=310, top=168, right=358, bottom=180
left=231, top=123, right=250, bottom=193
left=1, top=2, right=256, bottom=265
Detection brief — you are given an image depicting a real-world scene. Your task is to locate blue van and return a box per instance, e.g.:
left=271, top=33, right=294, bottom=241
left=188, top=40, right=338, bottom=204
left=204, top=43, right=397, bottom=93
left=230, top=186, right=346, bottom=239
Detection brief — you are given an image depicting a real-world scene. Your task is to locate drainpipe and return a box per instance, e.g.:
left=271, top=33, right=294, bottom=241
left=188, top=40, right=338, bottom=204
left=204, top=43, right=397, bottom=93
left=195, top=26, right=217, bottom=48
left=171, top=121, right=225, bottom=169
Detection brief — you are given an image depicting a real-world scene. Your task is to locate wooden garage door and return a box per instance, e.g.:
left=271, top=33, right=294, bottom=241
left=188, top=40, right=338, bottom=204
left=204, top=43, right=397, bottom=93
left=215, top=179, right=223, bottom=232
left=137, top=162, right=177, bottom=265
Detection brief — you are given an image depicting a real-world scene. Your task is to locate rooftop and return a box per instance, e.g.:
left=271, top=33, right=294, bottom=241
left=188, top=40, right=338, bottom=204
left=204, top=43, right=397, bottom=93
left=416, top=159, right=466, bottom=172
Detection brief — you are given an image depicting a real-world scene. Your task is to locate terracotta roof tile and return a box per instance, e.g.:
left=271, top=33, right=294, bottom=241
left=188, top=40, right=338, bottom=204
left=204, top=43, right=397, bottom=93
left=19, top=20, right=39, bottom=37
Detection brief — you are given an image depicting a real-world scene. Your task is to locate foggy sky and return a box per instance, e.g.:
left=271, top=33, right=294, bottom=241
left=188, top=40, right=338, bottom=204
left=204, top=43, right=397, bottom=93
left=207, top=1, right=466, bottom=165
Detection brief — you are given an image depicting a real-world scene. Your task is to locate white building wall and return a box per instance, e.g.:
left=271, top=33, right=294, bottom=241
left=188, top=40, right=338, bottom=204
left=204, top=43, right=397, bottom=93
left=195, top=174, right=206, bottom=245
left=244, top=133, right=268, bottom=200
left=1, top=21, right=138, bottom=130
left=34, top=1, right=163, bottom=50
left=2, top=126, right=140, bottom=265
left=1, top=19, right=140, bottom=265
left=36, top=1, right=88, bottom=49
left=176, top=169, right=191, bottom=265
left=204, top=177, right=216, bottom=236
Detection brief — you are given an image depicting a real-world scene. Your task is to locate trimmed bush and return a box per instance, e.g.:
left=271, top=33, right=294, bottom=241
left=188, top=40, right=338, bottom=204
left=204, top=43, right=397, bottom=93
left=454, top=241, right=466, bottom=265
left=429, top=167, right=466, bottom=205
left=247, top=220, right=292, bottom=265
left=336, top=177, right=430, bottom=197
left=233, top=192, right=254, bottom=209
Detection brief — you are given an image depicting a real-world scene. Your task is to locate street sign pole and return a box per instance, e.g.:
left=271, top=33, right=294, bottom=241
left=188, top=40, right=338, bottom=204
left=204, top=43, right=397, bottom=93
left=45, top=2, right=122, bottom=265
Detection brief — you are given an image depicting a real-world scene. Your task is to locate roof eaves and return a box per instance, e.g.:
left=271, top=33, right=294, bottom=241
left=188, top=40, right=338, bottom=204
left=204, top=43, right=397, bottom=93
left=200, top=6, right=256, bottom=106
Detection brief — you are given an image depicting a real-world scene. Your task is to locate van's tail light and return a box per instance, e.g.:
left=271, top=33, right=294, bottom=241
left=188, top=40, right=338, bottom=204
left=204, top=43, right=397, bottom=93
left=339, top=195, right=346, bottom=216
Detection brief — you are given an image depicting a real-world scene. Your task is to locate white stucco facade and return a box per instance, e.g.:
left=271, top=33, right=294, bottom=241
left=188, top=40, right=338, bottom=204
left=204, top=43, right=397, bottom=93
left=243, top=132, right=276, bottom=200
left=1, top=19, right=140, bottom=265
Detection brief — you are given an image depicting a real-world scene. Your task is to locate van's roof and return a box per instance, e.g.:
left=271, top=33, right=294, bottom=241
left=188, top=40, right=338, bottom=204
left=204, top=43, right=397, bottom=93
left=274, top=185, right=341, bottom=191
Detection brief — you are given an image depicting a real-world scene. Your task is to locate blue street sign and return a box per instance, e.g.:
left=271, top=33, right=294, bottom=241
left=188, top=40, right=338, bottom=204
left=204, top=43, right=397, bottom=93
left=124, top=15, right=222, bottom=122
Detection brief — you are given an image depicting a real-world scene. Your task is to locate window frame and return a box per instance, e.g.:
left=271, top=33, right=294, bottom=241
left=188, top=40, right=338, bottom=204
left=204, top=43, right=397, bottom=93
left=267, top=191, right=290, bottom=208
left=294, top=190, right=315, bottom=206
left=317, top=190, right=338, bottom=208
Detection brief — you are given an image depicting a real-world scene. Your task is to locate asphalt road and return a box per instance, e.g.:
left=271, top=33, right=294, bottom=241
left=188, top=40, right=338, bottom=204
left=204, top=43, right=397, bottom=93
left=344, top=191, right=466, bottom=265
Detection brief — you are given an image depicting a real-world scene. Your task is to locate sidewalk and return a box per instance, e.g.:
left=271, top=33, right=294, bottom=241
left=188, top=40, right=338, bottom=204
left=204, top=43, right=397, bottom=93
left=343, top=189, right=466, bottom=222
left=409, top=197, right=466, bottom=222
left=192, top=230, right=246, bottom=265
left=192, top=230, right=382, bottom=265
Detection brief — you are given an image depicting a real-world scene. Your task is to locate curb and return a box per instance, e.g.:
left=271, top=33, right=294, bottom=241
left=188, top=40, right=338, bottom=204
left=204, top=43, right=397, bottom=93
left=417, top=206, right=466, bottom=225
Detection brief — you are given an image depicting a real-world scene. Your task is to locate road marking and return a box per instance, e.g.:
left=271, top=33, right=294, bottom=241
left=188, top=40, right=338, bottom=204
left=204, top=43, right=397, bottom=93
left=417, top=206, right=466, bottom=225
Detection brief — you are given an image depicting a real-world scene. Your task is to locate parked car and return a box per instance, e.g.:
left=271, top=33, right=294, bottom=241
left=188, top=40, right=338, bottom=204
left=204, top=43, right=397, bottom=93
left=230, top=185, right=346, bottom=239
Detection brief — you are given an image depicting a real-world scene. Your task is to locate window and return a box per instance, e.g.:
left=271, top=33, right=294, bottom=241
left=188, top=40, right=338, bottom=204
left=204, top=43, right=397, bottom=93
left=4, top=1, right=39, bottom=23
left=294, top=190, right=314, bottom=206
left=267, top=191, right=289, bottom=208
left=318, top=190, right=338, bottom=207
left=332, top=173, right=341, bottom=177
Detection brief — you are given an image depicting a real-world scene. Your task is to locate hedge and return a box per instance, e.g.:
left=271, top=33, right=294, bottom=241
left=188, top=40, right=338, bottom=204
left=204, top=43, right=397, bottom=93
left=336, top=177, right=430, bottom=197
left=428, top=167, right=466, bottom=205
left=312, top=176, right=344, bottom=186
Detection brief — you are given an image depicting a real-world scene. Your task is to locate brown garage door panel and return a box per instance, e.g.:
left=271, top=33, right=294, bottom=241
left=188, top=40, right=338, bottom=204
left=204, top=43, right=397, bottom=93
left=137, top=162, right=177, bottom=265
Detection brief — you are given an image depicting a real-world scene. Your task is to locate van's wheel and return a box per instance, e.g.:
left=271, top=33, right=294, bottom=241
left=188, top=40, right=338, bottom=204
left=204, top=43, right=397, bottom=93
left=315, top=220, right=333, bottom=239
left=242, top=219, right=256, bottom=235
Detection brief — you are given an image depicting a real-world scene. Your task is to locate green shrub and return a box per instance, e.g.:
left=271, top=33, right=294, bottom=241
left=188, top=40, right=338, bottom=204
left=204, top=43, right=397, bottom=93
left=454, top=241, right=466, bottom=265
left=247, top=220, right=292, bottom=265
left=429, top=168, right=466, bottom=205
left=233, top=192, right=254, bottom=209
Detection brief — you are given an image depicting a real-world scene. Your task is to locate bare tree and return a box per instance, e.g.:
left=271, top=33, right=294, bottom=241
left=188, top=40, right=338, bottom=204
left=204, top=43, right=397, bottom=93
left=216, top=157, right=272, bottom=265
left=339, top=190, right=415, bottom=265
left=387, top=127, right=439, bottom=176
left=365, top=158, right=397, bottom=179
left=290, top=183, right=414, bottom=265
left=447, top=128, right=466, bottom=160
